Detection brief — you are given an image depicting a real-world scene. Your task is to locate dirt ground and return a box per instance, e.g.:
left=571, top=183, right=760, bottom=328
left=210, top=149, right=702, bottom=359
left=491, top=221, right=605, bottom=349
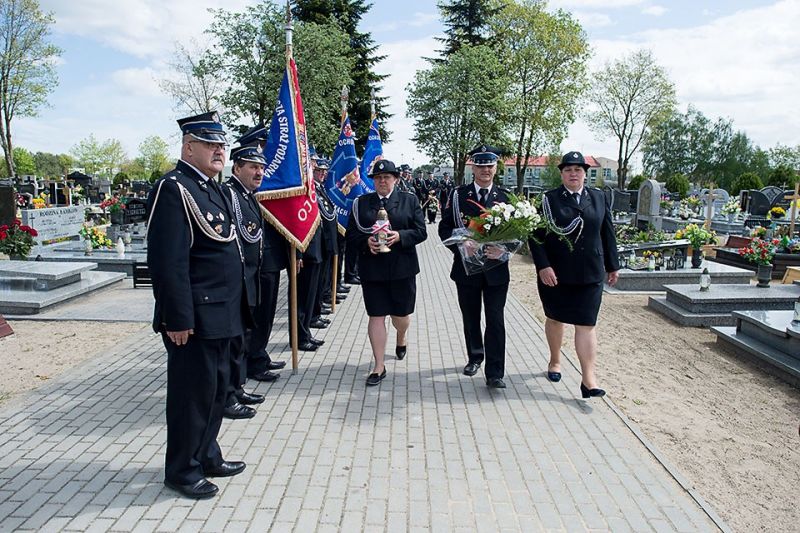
left=509, top=254, right=800, bottom=532
left=0, top=320, right=147, bottom=408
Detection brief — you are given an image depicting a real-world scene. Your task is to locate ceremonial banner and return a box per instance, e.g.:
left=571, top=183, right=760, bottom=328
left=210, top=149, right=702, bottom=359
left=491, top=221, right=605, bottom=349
left=324, top=115, right=373, bottom=232
left=257, top=57, right=312, bottom=199
left=359, top=117, right=382, bottom=188
left=257, top=56, right=319, bottom=251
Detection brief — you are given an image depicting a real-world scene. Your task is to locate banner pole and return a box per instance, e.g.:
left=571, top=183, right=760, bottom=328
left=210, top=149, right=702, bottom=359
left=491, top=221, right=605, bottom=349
left=331, top=255, right=338, bottom=313
left=290, top=245, right=299, bottom=373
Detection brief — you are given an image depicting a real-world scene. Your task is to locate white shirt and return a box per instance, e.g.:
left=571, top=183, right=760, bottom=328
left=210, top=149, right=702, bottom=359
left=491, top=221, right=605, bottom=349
left=568, top=186, right=585, bottom=204
left=473, top=183, right=493, bottom=198
left=180, top=159, right=215, bottom=181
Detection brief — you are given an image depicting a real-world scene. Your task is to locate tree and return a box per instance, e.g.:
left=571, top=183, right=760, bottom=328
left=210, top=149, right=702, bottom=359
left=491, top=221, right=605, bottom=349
left=33, top=151, right=61, bottom=178
left=588, top=49, right=676, bottom=188
left=70, top=134, right=105, bottom=175
left=0, top=0, right=61, bottom=177
left=767, top=164, right=799, bottom=188
left=407, top=44, right=511, bottom=184
left=138, top=135, right=171, bottom=179
left=12, top=146, right=34, bottom=175
left=101, top=138, right=127, bottom=177
left=57, top=153, right=73, bottom=175
left=541, top=154, right=562, bottom=189
left=437, top=0, right=503, bottom=57
left=664, top=173, right=690, bottom=199
left=205, top=4, right=353, bottom=151
left=627, top=175, right=646, bottom=191
left=730, top=172, right=763, bottom=196
left=158, top=40, right=224, bottom=115
left=493, top=2, right=589, bottom=193
left=293, top=0, right=390, bottom=152
left=768, top=144, right=800, bottom=170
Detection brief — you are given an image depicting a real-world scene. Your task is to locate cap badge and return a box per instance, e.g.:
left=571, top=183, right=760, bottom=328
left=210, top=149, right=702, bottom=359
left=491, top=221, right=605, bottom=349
left=572, top=152, right=579, bottom=158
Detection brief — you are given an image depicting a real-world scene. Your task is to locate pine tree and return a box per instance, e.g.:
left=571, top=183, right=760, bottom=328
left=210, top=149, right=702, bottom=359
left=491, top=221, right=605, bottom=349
left=437, top=0, right=503, bottom=57
left=293, top=0, right=391, bottom=154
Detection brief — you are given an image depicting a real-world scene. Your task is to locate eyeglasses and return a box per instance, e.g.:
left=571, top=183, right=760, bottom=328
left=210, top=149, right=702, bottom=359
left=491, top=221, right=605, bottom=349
left=189, top=140, right=228, bottom=151
left=372, top=175, right=396, bottom=181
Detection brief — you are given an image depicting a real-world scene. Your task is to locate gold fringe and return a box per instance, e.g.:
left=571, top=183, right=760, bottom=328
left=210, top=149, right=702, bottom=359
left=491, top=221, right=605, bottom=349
left=258, top=202, right=321, bottom=253
left=255, top=184, right=308, bottom=201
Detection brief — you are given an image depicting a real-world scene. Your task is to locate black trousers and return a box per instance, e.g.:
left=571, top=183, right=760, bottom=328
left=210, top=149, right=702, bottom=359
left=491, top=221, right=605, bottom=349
left=226, top=332, right=248, bottom=406
left=291, top=260, right=321, bottom=343
left=336, top=234, right=346, bottom=284
left=245, top=271, right=281, bottom=376
left=426, top=210, right=436, bottom=224
left=315, top=253, right=332, bottom=318
left=164, top=334, right=231, bottom=485
left=455, top=282, right=509, bottom=380
left=344, top=238, right=359, bottom=281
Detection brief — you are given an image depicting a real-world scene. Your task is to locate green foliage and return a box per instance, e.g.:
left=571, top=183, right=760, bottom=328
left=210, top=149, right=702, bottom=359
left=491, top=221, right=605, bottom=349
left=407, top=44, right=511, bottom=184
left=664, top=173, right=690, bottom=198
left=69, top=135, right=127, bottom=177
left=626, top=175, right=646, bottom=190
left=588, top=49, right=677, bottom=188
left=205, top=4, right=354, bottom=153
left=138, top=136, right=171, bottom=178
left=730, top=172, right=763, bottom=196
left=768, top=143, right=800, bottom=169
left=12, top=147, right=35, bottom=175
left=33, top=151, right=62, bottom=178
left=0, top=0, right=62, bottom=176
left=113, top=172, right=129, bottom=187
left=541, top=154, right=562, bottom=189
left=437, top=0, right=503, bottom=56
left=493, top=2, right=590, bottom=194
left=767, top=164, right=799, bottom=187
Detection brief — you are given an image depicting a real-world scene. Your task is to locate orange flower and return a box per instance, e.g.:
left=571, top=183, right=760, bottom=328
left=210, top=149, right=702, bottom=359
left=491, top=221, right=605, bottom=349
left=467, top=218, right=486, bottom=235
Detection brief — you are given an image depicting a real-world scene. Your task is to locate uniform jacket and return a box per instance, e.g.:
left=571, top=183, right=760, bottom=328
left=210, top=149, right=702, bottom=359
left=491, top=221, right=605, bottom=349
left=345, top=189, right=427, bottom=282
left=438, top=183, right=511, bottom=287
left=529, top=185, right=620, bottom=285
left=317, top=184, right=339, bottom=256
left=146, top=160, right=245, bottom=339
left=225, top=177, right=262, bottom=307
left=261, top=222, right=290, bottom=274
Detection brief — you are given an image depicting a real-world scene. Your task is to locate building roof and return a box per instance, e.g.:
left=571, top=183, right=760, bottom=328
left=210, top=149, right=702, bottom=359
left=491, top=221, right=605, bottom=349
left=502, top=155, right=604, bottom=168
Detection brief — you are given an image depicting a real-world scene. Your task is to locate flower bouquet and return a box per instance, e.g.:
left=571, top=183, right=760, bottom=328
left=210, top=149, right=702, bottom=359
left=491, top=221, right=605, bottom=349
left=0, top=220, right=38, bottom=259
left=768, top=206, right=786, bottom=219
left=79, top=223, right=113, bottom=249
left=738, top=238, right=779, bottom=266
left=675, top=223, right=717, bottom=248
left=720, top=198, right=741, bottom=216
left=100, top=196, right=127, bottom=213
left=441, top=193, right=544, bottom=274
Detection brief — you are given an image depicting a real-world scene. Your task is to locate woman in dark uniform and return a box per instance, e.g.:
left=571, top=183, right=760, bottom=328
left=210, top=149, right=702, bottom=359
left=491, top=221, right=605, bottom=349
left=529, top=152, right=620, bottom=398
left=346, top=160, right=427, bottom=386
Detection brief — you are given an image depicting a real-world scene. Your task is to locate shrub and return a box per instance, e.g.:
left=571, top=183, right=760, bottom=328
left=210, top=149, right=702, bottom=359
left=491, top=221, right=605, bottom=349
left=627, top=175, right=646, bottom=190
left=730, top=172, right=763, bottom=196
left=664, top=173, right=690, bottom=198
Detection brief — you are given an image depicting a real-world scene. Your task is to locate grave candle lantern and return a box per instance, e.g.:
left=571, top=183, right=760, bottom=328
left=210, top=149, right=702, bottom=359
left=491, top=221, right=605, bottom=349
left=699, top=267, right=711, bottom=292
left=666, top=256, right=676, bottom=271
left=793, top=296, right=800, bottom=325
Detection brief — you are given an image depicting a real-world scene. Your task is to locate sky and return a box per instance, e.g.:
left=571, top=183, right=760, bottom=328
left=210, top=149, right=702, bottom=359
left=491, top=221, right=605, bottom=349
left=16, top=0, right=800, bottom=171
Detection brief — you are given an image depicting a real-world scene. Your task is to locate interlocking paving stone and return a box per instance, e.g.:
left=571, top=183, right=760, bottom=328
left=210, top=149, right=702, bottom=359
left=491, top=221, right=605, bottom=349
left=0, top=233, right=724, bottom=531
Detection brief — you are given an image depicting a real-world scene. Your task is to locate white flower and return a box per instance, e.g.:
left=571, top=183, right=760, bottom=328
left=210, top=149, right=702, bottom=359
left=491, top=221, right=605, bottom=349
left=483, top=223, right=492, bottom=230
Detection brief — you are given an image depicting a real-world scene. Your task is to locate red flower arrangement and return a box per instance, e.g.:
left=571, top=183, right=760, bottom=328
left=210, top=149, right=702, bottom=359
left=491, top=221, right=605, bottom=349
left=738, top=238, right=780, bottom=266
left=100, top=196, right=127, bottom=213
left=0, top=219, right=39, bottom=259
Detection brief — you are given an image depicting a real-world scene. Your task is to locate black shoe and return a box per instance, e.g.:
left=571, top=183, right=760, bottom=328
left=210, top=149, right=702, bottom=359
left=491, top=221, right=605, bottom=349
left=236, top=390, right=265, bottom=405
left=547, top=371, right=562, bottom=382
left=581, top=383, right=606, bottom=399
left=164, top=478, right=218, bottom=500
left=223, top=402, right=256, bottom=419
left=249, top=370, right=279, bottom=382
left=310, top=319, right=329, bottom=329
left=335, top=296, right=345, bottom=303
left=320, top=308, right=332, bottom=315
left=395, top=345, right=407, bottom=360
left=310, top=338, right=325, bottom=346
left=340, top=283, right=351, bottom=290
left=204, top=461, right=246, bottom=478
left=366, top=368, right=386, bottom=386
left=345, top=276, right=361, bottom=285
left=463, top=362, right=480, bottom=376
left=266, top=360, right=286, bottom=370
left=487, top=378, right=506, bottom=389
left=337, top=285, right=350, bottom=293
left=298, top=341, right=318, bottom=351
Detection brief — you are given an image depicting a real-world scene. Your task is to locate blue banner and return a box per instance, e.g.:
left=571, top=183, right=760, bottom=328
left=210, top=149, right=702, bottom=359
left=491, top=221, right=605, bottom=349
left=324, top=115, right=374, bottom=230
left=256, top=58, right=310, bottom=199
left=359, top=117, right=382, bottom=186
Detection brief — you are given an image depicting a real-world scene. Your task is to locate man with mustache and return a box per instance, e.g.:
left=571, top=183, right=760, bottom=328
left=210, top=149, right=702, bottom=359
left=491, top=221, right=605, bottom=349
left=146, top=111, right=247, bottom=499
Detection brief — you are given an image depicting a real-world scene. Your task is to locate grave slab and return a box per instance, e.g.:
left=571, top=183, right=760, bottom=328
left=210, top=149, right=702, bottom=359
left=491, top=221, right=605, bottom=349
left=0, top=270, right=125, bottom=315
left=611, top=261, right=753, bottom=292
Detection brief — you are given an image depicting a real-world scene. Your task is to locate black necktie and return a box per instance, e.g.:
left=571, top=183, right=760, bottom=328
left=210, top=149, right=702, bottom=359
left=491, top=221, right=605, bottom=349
left=479, top=188, right=488, bottom=206
left=379, top=197, right=387, bottom=209
left=572, top=192, right=580, bottom=205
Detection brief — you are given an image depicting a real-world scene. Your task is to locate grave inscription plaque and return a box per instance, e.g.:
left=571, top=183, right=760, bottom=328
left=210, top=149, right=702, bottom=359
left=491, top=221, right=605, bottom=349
left=20, top=206, right=84, bottom=243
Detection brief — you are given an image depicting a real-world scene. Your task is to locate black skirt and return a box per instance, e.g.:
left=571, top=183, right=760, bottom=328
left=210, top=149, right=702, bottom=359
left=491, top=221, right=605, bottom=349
left=537, top=280, right=603, bottom=326
left=361, top=276, right=417, bottom=317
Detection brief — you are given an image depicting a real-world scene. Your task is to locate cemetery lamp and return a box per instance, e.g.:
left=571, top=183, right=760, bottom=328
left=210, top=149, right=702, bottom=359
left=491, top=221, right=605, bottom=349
left=666, top=255, right=676, bottom=271
left=699, top=267, right=711, bottom=292
left=793, top=296, right=800, bottom=325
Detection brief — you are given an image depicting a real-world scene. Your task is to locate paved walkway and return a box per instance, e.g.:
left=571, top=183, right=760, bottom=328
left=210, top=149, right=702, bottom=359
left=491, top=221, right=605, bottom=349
left=0, top=232, right=724, bottom=532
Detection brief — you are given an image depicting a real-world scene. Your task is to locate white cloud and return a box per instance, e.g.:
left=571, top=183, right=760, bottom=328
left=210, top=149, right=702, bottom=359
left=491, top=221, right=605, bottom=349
left=642, top=5, right=667, bottom=16
left=571, top=11, right=614, bottom=28
left=371, top=11, right=439, bottom=33
left=111, top=67, right=162, bottom=99
left=567, top=0, right=800, bottom=166
left=550, top=0, right=643, bottom=8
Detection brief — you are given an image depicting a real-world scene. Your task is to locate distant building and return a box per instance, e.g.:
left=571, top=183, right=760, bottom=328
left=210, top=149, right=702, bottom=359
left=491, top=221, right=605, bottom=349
left=498, top=155, right=618, bottom=188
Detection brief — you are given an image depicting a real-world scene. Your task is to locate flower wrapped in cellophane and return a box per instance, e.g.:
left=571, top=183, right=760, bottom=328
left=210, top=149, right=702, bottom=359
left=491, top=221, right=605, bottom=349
left=442, top=193, right=546, bottom=274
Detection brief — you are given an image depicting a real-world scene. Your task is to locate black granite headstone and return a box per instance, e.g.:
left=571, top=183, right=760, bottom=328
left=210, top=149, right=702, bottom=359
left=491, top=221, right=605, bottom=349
left=760, top=186, right=784, bottom=205
left=747, top=191, right=770, bottom=216
left=0, top=186, right=14, bottom=227
left=124, top=198, right=147, bottom=223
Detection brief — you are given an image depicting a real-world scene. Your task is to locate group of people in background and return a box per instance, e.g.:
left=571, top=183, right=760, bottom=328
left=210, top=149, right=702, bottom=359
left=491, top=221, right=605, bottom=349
left=146, top=111, right=620, bottom=501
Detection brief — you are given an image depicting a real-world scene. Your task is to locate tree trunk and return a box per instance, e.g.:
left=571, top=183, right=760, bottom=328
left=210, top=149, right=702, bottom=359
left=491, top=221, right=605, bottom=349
left=616, top=140, right=626, bottom=189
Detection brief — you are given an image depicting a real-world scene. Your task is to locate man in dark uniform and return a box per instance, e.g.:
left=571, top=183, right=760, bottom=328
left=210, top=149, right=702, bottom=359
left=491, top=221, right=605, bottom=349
left=147, top=111, right=246, bottom=499
left=312, top=156, right=339, bottom=329
left=221, top=144, right=268, bottom=420
left=293, top=200, right=325, bottom=352
left=438, top=145, right=511, bottom=389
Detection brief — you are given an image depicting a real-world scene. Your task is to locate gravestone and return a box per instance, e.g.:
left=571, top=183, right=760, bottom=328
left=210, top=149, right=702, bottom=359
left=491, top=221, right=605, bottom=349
left=87, top=186, right=102, bottom=204
left=760, top=186, right=784, bottom=206
left=124, top=198, right=147, bottom=224
left=603, top=186, right=632, bottom=213
left=131, top=181, right=151, bottom=197
left=702, top=188, right=729, bottom=218
left=20, top=206, right=84, bottom=244
left=17, top=183, right=35, bottom=197
left=636, top=179, right=662, bottom=229
left=747, top=191, right=771, bottom=216
left=47, top=182, right=68, bottom=206
left=0, top=185, right=15, bottom=227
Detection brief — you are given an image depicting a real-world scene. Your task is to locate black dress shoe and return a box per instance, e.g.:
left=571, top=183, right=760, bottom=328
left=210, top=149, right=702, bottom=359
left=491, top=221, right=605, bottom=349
left=298, top=341, right=318, bottom=351
left=547, top=371, right=562, bottom=382
left=320, top=308, right=332, bottom=315
left=223, top=402, right=256, bottom=419
left=395, top=345, right=407, bottom=360
left=249, top=370, right=279, bottom=382
left=335, top=296, right=345, bottom=303
left=340, top=283, right=351, bottom=290
left=266, top=360, right=286, bottom=370
left=310, top=319, right=329, bottom=329
left=366, top=368, right=386, bottom=386
left=164, top=478, right=218, bottom=500
left=463, top=362, right=480, bottom=376
left=204, top=461, right=246, bottom=478
left=345, top=276, right=360, bottom=285
left=337, top=285, right=350, bottom=293
left=487, top=378, right=507, bottom=389
left=310, top=338, right=325, bottom=346
left=236, top=390, right=265, bottom=405
left=581, top=383, right=606, bottom=398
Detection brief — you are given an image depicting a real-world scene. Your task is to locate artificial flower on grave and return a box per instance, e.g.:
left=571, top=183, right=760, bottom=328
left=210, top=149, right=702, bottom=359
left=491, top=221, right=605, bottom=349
left=680, top=223, right=717, bottom=248
left=79, top=223, right=113, bottom=249
left=738, top=238, right=780, bottom=266
left=768, top=206, right=786, bottom=219
left=99, top=196, right=127, bottom=213
left=0, top=220, right=38, bottom=259
left=15, top=193, right=27, bottom=208
left=720, top=198, right=741, bottom=215
left=31, top=197, right=46, bottom=209
left=750, top=226, right=767, bottom=238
